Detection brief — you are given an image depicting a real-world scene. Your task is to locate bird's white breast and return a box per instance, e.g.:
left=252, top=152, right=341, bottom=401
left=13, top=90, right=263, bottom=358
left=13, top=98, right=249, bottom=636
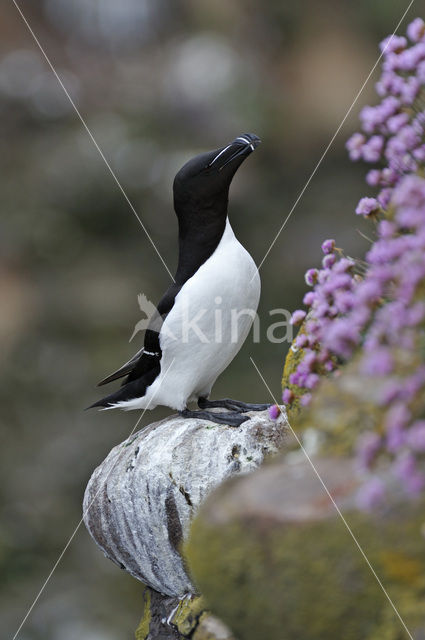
left=145, top=218, right=260, bottom=410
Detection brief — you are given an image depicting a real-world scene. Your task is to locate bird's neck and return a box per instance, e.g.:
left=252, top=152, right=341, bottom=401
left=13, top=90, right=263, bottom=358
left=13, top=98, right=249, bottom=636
left=174, top=200, right=228, bottom=285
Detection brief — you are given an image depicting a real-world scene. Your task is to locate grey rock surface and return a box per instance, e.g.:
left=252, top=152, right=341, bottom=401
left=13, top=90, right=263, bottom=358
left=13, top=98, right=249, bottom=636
left=83, top=409, right=288, bottom=596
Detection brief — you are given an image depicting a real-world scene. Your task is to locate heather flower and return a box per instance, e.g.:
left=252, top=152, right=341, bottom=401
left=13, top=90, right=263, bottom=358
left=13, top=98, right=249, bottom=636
left=413, top=145, right=425, bottom=162
left=322, top=254, right=336, bottom=269
left=357, top=432, right=382, bottom=470
left=385, top=403, right=410, bottom=452
left=406, top=420, right=425, bottom=451
left=418, top=60, right=425, bottom=82
left=398, top=124, right=420, bottom=149
left=303, top=291, right=315, bottom=306
left=355, top=197, right=380, bottom=217
left=400, top=76, right=420, bottom=105
left=377, top=188, right=393, bottom=209
left=359, top=106, right=382, bottom=134
left=395, top=453, right=425, bottom=495
left=356, top=477, right=386, bottom=511
left=407, top=17, right=425, bottom=42
left=362, top=135, right=384, bottom=162
left=333, top=257, right=355, bottom=273
left=392, top=174, right=425, bottom=208
left=322, top=318, right=361, bottom=359
left=381, top=167, right=398, bottom=185
left=295, top=334, right=308, bottom=349
left=387, top=112, right=409, bottom=134
left=366, top=169, right=381, bottom=187
left=346, top=133, right=366, bottom=160
left=321, top=238, right=335, bottom=254
left=305, top=373, right=319, bottom=389
left=361, top=347, right=393, bottom=376
left=286, top=17, right=425, bottom=504
left=356, top=280, right=382, bottom=306
left=300, top=393, right=312, bottom=407
left=282, top=388, right=294, bottom=405
left=304, top=268, right=319, bottom=286
left=377, top=219, right=396, bottom=238
left=269, top=404, right=281, bottom=420
left=290, top=310, right=306, bottom=326
left=380, top=34, right=407, bottom=54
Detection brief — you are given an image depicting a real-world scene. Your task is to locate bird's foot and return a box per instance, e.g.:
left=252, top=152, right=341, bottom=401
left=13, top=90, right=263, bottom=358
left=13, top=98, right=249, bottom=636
left=198, top=397, right=270, bottom=413
left=180, top=408, right=249, bottom=428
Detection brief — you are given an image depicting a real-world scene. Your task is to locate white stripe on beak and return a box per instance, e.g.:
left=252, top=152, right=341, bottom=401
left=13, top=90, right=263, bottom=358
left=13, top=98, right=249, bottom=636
left=208, top=144, right=232, bottom=166
left=235, top=136, right=255, bottom=150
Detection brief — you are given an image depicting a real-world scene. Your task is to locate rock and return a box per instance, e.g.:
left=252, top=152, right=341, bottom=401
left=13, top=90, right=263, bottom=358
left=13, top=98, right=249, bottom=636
left=83, top=409, right=288, bottom=597
left=193, top=613, right=235, bottom=640
left=186, top=455, right=425, bottom=640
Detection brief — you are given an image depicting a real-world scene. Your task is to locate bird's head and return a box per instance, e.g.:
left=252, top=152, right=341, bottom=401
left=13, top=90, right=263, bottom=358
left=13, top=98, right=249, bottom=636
left=173, top=133, right=261, bottom=215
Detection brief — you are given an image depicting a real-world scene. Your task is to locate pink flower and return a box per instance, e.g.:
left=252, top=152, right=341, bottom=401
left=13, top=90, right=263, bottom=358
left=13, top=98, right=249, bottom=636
left=355, top=197, right=380, bottom=217
left=269, top=404, right=281, bottom=420
left=380, top=34, right=407, bottom=54
left=356, top=477, right=386, bottom=511
left=290, top=310, right=306, bottom=326
left=346, top=132, right=366, bottom=160
left=282, top=388, right=294, bottom=404
left=304, top=269, right=319, bottom=286
left=407, top=18, right=425, bottom=43
left=321, top=239, right=335, bottom=254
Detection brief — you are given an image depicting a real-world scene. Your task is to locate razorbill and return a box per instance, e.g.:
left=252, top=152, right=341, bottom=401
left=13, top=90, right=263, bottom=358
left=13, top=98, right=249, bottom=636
left=89, top=133, right=269, bottom=426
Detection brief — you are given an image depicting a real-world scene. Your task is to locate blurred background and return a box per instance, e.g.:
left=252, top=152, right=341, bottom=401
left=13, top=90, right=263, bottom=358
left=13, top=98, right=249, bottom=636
left=0, top=0, right=414, bottom=637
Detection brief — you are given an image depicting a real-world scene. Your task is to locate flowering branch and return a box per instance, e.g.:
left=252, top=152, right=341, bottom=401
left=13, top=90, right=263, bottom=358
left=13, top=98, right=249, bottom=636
left=274, top=17, right=425, bottom=506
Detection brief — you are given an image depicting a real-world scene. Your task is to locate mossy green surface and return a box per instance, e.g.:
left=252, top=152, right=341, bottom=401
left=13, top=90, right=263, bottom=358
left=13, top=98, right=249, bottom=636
left=281, top=331, right=306, bottom=423
left=186, top=501, right=425, bottom=640
left=135, top=587, right=151, bottom=640
left=173, top=596, right=205, bottom=636
left=134, top=590, right=221, bottom=640
left=294, top=369, right=382, bottom=457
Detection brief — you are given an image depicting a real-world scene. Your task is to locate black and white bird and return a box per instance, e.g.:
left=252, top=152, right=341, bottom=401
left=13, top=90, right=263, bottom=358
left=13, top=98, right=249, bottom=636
left=89, top=133, right=268, bottom=426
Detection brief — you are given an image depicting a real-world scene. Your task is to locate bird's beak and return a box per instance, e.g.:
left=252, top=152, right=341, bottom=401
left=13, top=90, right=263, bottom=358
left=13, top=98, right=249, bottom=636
left=208, top=133, right=261, bottom=171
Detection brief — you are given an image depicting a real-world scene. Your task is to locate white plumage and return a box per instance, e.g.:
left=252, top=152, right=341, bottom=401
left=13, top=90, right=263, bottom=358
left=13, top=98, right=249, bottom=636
left=112, top=219, right=260, bottom=411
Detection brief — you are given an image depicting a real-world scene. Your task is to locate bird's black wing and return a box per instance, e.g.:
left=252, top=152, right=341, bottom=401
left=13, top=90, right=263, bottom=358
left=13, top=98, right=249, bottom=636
left=97, top=346, right=144, bottom=386
left=96, top=282, right=183, bottom=388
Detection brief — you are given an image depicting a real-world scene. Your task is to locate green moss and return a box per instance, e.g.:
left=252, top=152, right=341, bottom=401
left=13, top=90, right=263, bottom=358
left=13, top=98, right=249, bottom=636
left=293, top=371, right=382, bottom=457
left=281, top=322, right=338, bottom=426
left=172, top=595, right=205, bottom=636
left=135, top=587, right=151, bottom=640
left=186, top=501, right=425, bottom=640
left=281, top=331, right=305, bottom=422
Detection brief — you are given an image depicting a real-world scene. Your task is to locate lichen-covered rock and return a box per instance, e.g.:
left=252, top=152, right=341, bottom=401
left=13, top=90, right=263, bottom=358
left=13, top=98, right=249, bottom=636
left=135, top=588, right=179, bottom=640
left=83, top=409, right=288, bottom=597
left=186, top=455, right=425, bottom=640
left=135, top=590, right=235, bottom=640
left=193, top=613, right=235, bottom=640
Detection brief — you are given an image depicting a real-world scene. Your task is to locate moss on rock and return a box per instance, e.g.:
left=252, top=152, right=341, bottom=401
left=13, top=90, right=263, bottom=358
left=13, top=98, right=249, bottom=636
left=173, top=595, right=205, bottom=636
left=185, top=457, right=425, bottom=640
left=135, top=589, right=234, bottom=640
left=135, top=587, right=151, bottom=640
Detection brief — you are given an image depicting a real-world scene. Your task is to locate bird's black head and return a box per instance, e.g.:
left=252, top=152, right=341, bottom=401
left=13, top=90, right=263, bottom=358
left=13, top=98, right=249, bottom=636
left=173, top=133, right=261, bottom=216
